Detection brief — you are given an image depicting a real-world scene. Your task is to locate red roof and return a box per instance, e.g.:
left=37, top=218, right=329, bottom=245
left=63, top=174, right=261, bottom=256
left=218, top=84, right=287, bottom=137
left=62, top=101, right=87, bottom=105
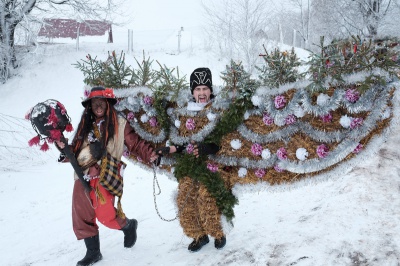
left=38, top=19, right=111, bottom=39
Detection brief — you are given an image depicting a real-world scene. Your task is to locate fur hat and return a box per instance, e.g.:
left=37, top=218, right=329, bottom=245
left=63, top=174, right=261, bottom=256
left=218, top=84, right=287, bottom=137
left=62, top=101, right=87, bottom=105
left=81, top=86, right=117, bottom=107
left=190, top=67, right=213, bottom=94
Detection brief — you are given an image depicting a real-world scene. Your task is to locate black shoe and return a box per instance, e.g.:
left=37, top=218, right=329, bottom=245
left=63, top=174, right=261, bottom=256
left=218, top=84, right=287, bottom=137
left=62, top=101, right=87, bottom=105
left=214, top=236, right=226, bottom=249
left=121, top=218, right=138, bottom=248
left=188, top=235, right=209, bottom=252
left=77, top=235, right=103, bottom=266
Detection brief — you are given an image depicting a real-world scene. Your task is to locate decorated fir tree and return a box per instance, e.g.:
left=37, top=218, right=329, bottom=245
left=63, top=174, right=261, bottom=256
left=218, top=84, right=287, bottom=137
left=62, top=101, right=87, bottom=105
left=256, top=46, right=303, bottom=88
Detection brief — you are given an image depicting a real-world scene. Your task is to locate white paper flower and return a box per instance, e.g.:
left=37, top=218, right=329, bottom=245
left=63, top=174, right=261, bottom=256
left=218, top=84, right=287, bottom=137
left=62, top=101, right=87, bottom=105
left=207, top=112, right=216, bottom=121
left=296, top=148, right=309, bottom=161
left=317, top=93, right=330, bottom=106
left=261, top=149, right=271, bottom=159
left=230, top=139, right=242, bottom=150
left=251, top=95, right=262, bottom=106
left=174, top=119, right=181, bottom=128
left=294, top=106, right=306, bottom=118
left=140, top=114, right=149, bottom=123
left=238, top=167, right=247, bottom=178
left=381, top=108, right=391, bottom=120
left=340, top=115, right=352, bottom=128
left=244, top=111, right=250, bottom=120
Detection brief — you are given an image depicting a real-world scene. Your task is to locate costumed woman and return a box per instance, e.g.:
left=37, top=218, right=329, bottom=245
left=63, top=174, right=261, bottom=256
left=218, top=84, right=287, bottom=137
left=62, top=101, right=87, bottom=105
left=55, top=86, right=159, bottom=266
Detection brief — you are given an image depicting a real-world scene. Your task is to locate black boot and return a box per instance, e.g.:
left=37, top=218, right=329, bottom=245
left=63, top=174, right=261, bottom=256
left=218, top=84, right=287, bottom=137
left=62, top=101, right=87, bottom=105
left=76, top=235, right=102, bottom=266
left=188, top=235, right=209, bottom=252
left=121, top=218, right=138, bottom=248
left=214, top=236, right=226, bottom=249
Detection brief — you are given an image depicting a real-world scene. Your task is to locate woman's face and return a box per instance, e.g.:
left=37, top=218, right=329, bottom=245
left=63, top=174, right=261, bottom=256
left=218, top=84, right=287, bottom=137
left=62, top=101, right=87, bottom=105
left=91, top=98, right=107, bottom=118
left=193, top=85, right=211, bottom=103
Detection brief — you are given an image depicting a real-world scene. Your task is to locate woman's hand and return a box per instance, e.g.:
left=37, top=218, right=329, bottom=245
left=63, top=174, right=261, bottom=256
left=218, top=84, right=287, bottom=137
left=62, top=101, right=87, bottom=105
left=55, top=140, right=65, bottom=149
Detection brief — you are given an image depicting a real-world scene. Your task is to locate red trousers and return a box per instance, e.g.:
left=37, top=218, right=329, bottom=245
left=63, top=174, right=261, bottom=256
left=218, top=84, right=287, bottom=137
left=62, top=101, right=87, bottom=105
left=72, top=178, right=127, bottom=240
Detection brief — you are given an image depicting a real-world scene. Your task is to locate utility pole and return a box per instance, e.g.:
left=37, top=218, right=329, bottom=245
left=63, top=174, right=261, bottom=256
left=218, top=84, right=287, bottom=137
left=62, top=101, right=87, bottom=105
left=178, top=27, right=184, bottom=54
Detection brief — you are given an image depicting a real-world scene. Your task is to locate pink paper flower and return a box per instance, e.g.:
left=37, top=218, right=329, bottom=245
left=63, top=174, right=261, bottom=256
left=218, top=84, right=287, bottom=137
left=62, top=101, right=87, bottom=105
left=316, top=144, right=329, bottom=158
left=274, top=95, right=287, bottom=109
left=285, top=114, right=296, bottom=125
left=350, top=117, right=363, bottom=129
left=321, top=112, right=333, bottom=123
left=274, top=165, right=284, bottom=172
left=149, top=117, right=158, bottom=127
left=345, top=89, right=360, bottom=103
left=251, top=143, right=263, bottom=156
left=254, top=168, right=266, bottom=178
left=127, top=112, right=135, bottom=121
left=186, top=143, right=194, bottom=154
left=137, top=156, right=143, bottom=162
left=143, top=95, right=154, bottom=105
left=263, top=113, right=274, bottom=126
left=207, top=163, right=219, bottom=173
left=186, top=118, right=196, bottom=131
left=277, top=147, right=287, bottom=160
left=352, top=143, right=363, bottom=154
left=123, top=150, right=130, bottom=157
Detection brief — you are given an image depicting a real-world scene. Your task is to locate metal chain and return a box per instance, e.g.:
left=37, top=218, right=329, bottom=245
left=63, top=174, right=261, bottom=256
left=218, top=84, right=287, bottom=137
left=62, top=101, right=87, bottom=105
left=152, top=165, right=178, bottom=222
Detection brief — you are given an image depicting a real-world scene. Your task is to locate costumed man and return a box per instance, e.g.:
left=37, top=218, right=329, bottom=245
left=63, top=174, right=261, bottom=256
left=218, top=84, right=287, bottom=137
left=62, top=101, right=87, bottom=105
left=55, top=87, right=159, bottom=266
left=157, top=67, right=227, bottom=252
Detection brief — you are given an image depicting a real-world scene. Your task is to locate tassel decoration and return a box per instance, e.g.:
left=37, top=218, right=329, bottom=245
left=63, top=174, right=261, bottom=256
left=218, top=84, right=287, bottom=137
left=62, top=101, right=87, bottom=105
left=40, top=141, right=49, bottom=152
left=65, top=123, right=73, bottom=132
left=47, top=108, right=59, bottom=128
left=28, top=135, right=41, bottom=146
left=49, top=129, right=62, bottom=141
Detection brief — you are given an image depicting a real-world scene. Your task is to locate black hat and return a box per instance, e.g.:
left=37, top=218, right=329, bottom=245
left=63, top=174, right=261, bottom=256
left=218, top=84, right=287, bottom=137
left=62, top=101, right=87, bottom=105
left=81, top=86, right=117, bottom=107
left=190, top=67, right=212, bottom=94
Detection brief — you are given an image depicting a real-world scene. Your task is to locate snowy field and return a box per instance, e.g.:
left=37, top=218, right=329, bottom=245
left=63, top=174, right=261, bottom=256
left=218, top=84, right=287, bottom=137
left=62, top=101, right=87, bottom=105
left=1, top=29, right=400, bottom=266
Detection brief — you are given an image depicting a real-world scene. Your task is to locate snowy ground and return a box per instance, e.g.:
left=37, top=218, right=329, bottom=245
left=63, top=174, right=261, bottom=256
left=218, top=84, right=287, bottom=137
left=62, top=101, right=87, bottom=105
left=1, top=34, right=400, bottom=266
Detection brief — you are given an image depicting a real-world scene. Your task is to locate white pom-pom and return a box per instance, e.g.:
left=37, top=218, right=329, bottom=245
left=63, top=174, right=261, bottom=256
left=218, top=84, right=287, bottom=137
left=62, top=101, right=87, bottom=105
left=317, top=93, right=330, bottom=106
left=171, top=167, right=175, bottom=173
left=140, top=114, right=149, bottom=123
left=166, top=140, right=171, bottom=146
left=381, top=108, right=391, bottom=120
left=174, top=119, right=181, bottom=128
left=251, top=95, right=262, bottom=106
left=244, top=111, right=250, bottom=120
left=207, top=112, right=216, bottom=121
left=230, top=139, right=242, bottom=150
left=238, top=168, right=247, bottom=178
left=261, top=149, right=271, bottom=159
left=296, top=148, right=309, bottom=161
left=128, top=96, right=136, bottom=105
left=340, top=115, right=352, bottom=128
left=294, top=106, right=306, bottom=118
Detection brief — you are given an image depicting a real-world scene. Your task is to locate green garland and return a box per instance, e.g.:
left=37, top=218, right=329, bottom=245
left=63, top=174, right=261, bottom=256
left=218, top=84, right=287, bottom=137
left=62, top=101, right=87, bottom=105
left=173, top=95, right=253, bottom=222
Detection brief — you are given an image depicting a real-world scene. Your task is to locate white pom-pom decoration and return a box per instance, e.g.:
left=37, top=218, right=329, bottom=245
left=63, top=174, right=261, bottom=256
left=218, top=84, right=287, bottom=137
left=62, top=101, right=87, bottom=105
left=207, top=112, right=216, bottom=121
left=244, top=111, right=250, bottom=120
left=174, top=119, right=181, bottom=128
left=294, top=106, right=306, bottom=118
left=317, top=93, right=330, bottom=106
left=230, top=139, right=242, bottom=150
left=171, top=167, right=175, bottom=173
left=251, top=95, right=262, bottom=106
left=340, top=115, right=352, bottom=128
left=140, top=114, right=149, bottom=123
left=128, top=96, right=135, bottom=105
left=296, top=148, right=309, bottom=161
left=261, top=149, right=271, bottom=159
left=381, top=108, right=391, bottom=120
left=238, top=168, right=247, bottom=178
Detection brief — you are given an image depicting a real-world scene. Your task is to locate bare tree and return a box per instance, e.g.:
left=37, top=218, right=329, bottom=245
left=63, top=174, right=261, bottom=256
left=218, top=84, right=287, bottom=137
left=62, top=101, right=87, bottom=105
left=0, top=0, right=126, bottom=83
left=202, top=0, right=273, bottom=73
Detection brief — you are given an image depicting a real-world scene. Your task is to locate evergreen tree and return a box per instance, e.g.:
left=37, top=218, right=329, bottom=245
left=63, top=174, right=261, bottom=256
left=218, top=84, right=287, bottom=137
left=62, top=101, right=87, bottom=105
left=220, top=60, right=259, bottom=103
left=256, top=46, right=303, bottom=88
